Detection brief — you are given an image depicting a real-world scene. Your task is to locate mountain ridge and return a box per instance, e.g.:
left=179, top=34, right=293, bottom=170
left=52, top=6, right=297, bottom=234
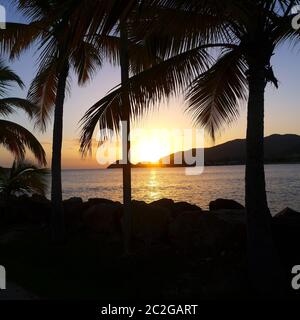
left=108, top=134, right=300, bottom=168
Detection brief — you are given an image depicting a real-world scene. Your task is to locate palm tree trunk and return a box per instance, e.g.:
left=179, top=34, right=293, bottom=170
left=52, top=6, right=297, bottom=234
left=51, top=63, right=69, bottom=243
left=120, top=21, right=132, bottom=254
left=246, top=61, right=284, bottom=296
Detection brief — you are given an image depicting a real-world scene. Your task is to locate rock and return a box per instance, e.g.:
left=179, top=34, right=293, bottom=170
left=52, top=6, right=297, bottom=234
left=150, top=198, right=174, bottom=210
left=209, top=199, right=244, bottom=211
left=210, top=209, right=246, bottom=225
left=132, top=200, right=147, bottom=206
left=272, top=208, right=300, bottom=268
left=64, top=197, right=83, bottom=205
left=87, top=198, right=119, bottom=206
left=63, top=198, right=84, bottom=230
left=82, top=203, right=122, bottom=239
left=169, top=211, right=213, bottom=254
left=272, top=208, right=300, bottom=247
left=274, top=207, right=300, bottom=221
left=30, top=194, right=50, bottom=204
left=172, top=202, right=201, bottom=217
left=169, top=210, right=245, bottom=255
left=131, top=201, right=171, bottom=246
left=24, top=195, right=51, bottom=224
left=1, top=195, right=51, bottom=225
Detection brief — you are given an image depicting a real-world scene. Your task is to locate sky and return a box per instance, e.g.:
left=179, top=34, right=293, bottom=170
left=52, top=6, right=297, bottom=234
left=0, top=1, right=300, bottom=169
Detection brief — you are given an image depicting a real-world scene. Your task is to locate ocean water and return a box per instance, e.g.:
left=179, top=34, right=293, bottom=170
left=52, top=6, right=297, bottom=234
left=54, top=164, right=300, bottom=215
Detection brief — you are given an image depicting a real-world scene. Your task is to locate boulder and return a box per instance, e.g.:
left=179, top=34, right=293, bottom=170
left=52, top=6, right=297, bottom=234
left=2, top=195, right=51, bottom=225
left=131, top=201, right=171, bottom=245
left=87, top=198, right=119, bottom=206
left=169, top=210, right=245, bottom=255
left=172, top=202, right=201, bottom=217
left=25, top=195, right=51, bottom=224
left=210, top=209, right=246, bottom=225
left=82, top=203, right=122, bottom=238
left=63, top=198, right=84, bottom=230
left=272, top=208, right=300, bottom=267
left=30, top=194, right=50, bottom=204
left=132, top=200, right=147, bottom=206
left=169, top=211, right=212, bottom=254
left=150, top=198, right=174, bottom=210
left=64, top=197, right=83, bottom=205
left=274, top=207, right=300, bottom=221
left=209, top=199, right=244, bottom=211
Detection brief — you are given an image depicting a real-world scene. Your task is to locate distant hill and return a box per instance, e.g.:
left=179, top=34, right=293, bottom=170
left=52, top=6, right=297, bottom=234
left=108, top=134, right=300, bottom=168
left=162, top=134, right=300, bottom=166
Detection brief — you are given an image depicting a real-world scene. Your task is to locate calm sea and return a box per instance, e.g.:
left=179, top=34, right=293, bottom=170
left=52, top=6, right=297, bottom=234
left=53, top=164, right=300, bottom=215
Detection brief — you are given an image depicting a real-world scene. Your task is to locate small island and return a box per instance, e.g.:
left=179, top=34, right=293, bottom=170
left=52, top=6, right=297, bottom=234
left=108, top=134, right=300, bottom=168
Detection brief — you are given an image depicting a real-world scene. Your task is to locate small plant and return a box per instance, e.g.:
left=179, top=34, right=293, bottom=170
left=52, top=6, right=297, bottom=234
left=0, top=160, right=49, bottom=198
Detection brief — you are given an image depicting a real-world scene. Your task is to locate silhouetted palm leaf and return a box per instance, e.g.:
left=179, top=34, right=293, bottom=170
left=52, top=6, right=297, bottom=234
left=71, top=40, right=103, bottom=85
left=91, top=34, right=160, bottom=75
left=0, top=22, right=43, bottom=57
left=0, top=98, right=39, bottom=118
left=0, top=160, right=49, bottom=197
left=0, top=60, right=24, bottom=94
left=0, top=120, right=46, bottom=166
left=80, top=45, right=212, bottom=154
left=186, top=49, right=248, bottom=139
left=129, top=2, right=232, bottom=58
left=27, top=57, right=60, bottom=131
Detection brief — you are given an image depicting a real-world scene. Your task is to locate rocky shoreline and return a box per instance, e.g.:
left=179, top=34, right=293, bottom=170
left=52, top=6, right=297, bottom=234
left=1, top=195, right=299, bottom=257
left=0, top=195, right=300, bottom=299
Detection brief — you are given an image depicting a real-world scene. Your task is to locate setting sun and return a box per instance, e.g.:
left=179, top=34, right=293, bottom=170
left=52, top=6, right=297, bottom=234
left=134, top=141, right=170, bottom=163
left=132, top=134, right=171, bottom=163
left=1, top=0, right=300, bottom=303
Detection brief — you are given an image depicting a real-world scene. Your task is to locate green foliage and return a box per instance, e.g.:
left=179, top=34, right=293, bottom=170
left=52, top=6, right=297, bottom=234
left=0, top=60, right=46, bottom=165
left=0, top=160, right=49, bottom=197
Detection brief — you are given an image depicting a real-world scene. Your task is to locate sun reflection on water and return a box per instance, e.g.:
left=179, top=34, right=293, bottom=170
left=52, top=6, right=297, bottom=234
left=148, top=169, right=161, bottom=201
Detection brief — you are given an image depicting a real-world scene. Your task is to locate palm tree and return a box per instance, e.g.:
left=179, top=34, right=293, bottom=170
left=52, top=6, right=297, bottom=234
left=119, top=20, right=132, bottom=254
left=81, top=9, right=168, bottom=253
left=3, top=0, right=153, bottom=243
left=79, top=3, right=218, bottom=254
left=0, top=160, right=49, bottom=198
left=118, top=17, right=157, bottom=253
left=80, top=0, right=300, bottom=294
left=6, top=0, right=112, bottom=242
left=0, top=60, right=46, bottom=165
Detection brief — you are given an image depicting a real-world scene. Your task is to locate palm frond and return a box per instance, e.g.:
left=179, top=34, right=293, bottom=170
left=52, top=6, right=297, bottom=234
left=130, top=3, right=233, bottom=59
left=0, top=119, right=47, bottom=166
left=0, top=98, right=39, bottom=119
left=27, top=58, right=59, bottom=131
left=71, top=40, right=102, bottom=85
left=0, top=160, right=49, bottom=197
left=15, top=0, right=56, bottom=20
left=80, top=45, right=212, bottom=155
left=185, top=48, right=248, bottom=139
left=0, top=22, right=43, bottom=58
left=0, top=61, right=24, bottom=94
left=270, top=11, right=300, bottom=46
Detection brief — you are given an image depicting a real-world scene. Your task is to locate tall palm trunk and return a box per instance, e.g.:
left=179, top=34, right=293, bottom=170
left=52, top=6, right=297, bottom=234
left=51, top=63, right=69, bottom=243
left=246, top=59, right=284, bottom=295
left=120, top=21, right=132, bottom=254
